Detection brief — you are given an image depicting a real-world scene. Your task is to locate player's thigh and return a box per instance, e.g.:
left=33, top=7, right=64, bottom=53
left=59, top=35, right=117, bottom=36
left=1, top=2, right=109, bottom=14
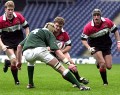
left=6, top=49, right=16, bottom=62
left=24, top=47, right=54, bottom=63
left=5, top=49, right=17, bottom=65
left=104, top=54, right=112, bottom=69
left=93, top=51, right=105, bottom=64
left=23, top=49, right=36, bottom=62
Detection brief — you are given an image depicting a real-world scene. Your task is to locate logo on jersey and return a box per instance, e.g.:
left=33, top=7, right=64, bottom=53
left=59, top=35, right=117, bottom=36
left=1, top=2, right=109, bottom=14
left=103, top=24, right=108, bottom=28
left=58, top=36, right=64, bottom=41
left=15, top=19, right=20, bottom=24
left=90, top=28, right=110, bottom=38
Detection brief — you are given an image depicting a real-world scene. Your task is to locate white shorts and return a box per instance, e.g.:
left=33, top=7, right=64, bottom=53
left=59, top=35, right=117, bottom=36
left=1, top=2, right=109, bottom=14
left=23, top=47, right=55, bottom=64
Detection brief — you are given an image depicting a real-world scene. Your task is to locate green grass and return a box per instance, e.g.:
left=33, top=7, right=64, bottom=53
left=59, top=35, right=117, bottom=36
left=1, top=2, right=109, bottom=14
left=0, top=63, right=120, bottom=95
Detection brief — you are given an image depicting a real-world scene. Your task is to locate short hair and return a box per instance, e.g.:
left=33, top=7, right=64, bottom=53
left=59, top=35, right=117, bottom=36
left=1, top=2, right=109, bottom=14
left=54, top=16, right=65, bottom=25
left=44, top=22, right=55, bottom=33
left=4, top=0, right=15, bottom=8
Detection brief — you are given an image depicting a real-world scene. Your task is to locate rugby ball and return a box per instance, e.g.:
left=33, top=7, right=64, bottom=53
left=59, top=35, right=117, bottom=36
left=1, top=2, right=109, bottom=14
left=57, top=41, right=65, bottom=49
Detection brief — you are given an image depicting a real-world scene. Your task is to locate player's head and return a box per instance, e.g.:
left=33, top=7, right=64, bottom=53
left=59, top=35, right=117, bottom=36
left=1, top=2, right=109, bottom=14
left=92, top=8, right=101, bottom=17
left=4, top=0, right=15, bottom=20
left=54, top=17, right=65, bottom=32
left=4, top=0, right=15, bottom=8
left=44, top=22, right=56, bottom=33
left=92, top=9, right=101, bottom=25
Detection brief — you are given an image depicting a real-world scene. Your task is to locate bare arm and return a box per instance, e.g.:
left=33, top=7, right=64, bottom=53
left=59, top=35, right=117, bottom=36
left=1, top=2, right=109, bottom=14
left=114, top=30, right=120, bottom=41
left=16, top=44, right=23, bottom=69
left=17, top=45, right=23, bottom=63
left=55, top=49, right=77, bottom=72
left=61, top=45, right=71, bottom=53
left=81, top=40, right=95, bottom=53
left=55, top=50, right=67, bottom=61
left=114, top=30, right=120, bottom=51
left=81, top=40, right=91, bottom=50
left=24, top=27, right=30, bottom=37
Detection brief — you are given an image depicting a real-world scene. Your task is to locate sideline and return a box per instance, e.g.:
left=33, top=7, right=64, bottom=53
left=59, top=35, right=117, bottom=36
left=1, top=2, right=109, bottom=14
left=0, top=55, right=96, bottom=64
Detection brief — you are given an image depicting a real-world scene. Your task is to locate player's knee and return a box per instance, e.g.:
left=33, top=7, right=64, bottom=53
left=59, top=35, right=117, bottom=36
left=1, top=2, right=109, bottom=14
left=11, top=58, right=17, bottom=65
left=99, top=61, right=105, bottom=68
left=9, top=54, right=16, bottom=65
left=10, top=59, right=17, bottom=70
left=106, top=65, right=112, bottom=70
left=27, top=62, right=35, bottom=66
left=11, top=65, right=17, bottom=70
left=9, top=54, right=16, bottom=60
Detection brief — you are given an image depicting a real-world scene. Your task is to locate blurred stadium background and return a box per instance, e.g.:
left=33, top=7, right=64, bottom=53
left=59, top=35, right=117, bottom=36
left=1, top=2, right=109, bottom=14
left=0, top=0, right=120, bottom=63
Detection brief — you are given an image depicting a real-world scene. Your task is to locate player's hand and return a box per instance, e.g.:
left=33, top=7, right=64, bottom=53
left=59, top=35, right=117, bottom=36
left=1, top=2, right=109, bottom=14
left=88, top=47, right=95, bottom=53
left=68, top=64, right=77, bottom=72
left=117, top=41, right=120, bottom=51
left=47, top=47, right=51, bottom=51
left=16, top=62, right=22, bottom=70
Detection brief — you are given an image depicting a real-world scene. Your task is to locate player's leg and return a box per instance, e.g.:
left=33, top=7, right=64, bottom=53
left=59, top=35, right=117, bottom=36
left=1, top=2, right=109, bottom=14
left=103, top=54, right=112, bottom=85
left=6, top=49, right=19, bottom=85
left=43, top=51, right=82, bottom=88
left=26, top=47, right=90, bottom=90
left=47, top=57, right=90, bottom=91
left=3, top=59, right=11, bottom=73
left=95, top=61, right=100, bottom=69
left=23, top=49, right=36, bottom=89
left=104, top=54, right=112, bottom=70
left=93, top=51, right=107, bottom=85
left=64, top=53, right=89, bottom=85
left=27, top=62, right=35, bottom=89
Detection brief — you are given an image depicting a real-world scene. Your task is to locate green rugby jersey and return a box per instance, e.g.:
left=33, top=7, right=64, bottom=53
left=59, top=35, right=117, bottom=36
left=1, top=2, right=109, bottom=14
left=20, top=28, right=59, bottom=51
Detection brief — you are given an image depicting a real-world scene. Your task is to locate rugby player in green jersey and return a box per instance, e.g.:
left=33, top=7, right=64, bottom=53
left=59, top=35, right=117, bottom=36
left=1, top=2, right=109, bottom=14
left=16, top=22, right=90, bottom=91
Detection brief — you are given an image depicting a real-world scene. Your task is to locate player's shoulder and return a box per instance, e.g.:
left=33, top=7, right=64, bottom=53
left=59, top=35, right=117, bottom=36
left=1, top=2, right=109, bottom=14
left=0, top=15, right=4, bottom=28
left=0, top=15, right=4, bottom=22
left=14, top=12, right=24, bottom=18
left=61, top=29, right=69, bottom=35
left=84, top=21, right=92, bottom=29
left=14, top=12, right=22, bottom=15
left=102, top=17, right=112, bottom=22
left=104, top=17, right=110, bottom=20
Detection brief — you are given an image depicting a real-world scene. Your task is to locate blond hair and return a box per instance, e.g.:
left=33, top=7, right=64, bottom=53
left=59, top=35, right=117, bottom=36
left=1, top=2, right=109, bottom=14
left=4, top=0, right=15, bottom=8
left=54, top=16, right=65, bottom=25
left=44, top=22, right=55, bottom=33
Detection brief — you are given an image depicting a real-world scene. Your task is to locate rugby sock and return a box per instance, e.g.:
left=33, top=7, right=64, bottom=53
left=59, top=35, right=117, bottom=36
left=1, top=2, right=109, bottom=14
left=63, top=69, right=82, bottom=88
left=11, top=66, right=19, bottom=83
left=99, top=68, right=108, bottom=84
left=27, top=66, right=34, bottom=85
left=70, top=70, right=81, bottom=81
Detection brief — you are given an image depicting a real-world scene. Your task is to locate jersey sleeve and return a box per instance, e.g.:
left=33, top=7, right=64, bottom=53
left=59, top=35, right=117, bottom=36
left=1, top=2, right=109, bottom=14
left=63, top=32, right=71, bottom=46
left=0, top=22, right=2, bottom=35
left=17, top=13, right=29, bottom=28
left=106, top=18, right=118, bottom=33
left=81, top=25, right=89, bottom=40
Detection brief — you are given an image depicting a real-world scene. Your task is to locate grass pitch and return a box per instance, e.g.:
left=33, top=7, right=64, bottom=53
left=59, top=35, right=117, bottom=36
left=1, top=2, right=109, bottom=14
left=0, top=63, right=120, bottom=95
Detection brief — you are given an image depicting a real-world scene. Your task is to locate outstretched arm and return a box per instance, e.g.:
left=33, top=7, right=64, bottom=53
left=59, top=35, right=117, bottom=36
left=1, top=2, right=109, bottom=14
left=16, top=44, right=23, bottom=69
left=24, top=27, right=30, bottom=37
left=114, top=30, right=120, bottom=51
